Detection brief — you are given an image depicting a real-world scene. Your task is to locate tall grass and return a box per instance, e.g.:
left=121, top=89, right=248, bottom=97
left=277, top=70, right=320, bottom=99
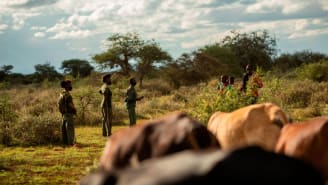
left=1, top=75, right=327, bottom=146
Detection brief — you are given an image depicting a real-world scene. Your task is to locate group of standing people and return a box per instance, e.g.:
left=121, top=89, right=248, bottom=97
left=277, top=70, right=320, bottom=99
left=57, top=74, right=143, bottom=146
left=217, top=64, right=263, bottom=101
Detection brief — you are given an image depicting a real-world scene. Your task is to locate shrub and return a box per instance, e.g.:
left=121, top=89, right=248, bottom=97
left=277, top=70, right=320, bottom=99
left=142, top=79, right=172, bottom=96
left=187, top=85, right=253, bottom=124
left=0, top=95, right=18, bottom=122
left=1, top=114, right=61, bottom=146
left=12, top=114, right=61, bottom=146
left=0, top=121, right=14, bottom=146
left=259, top=78, right=328, bottom=120
left=296, top=61, right=328, bottom=82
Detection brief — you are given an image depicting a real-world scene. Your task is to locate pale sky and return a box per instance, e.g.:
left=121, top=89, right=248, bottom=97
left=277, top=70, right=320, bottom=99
left=0, top=0, right=328, bottom=74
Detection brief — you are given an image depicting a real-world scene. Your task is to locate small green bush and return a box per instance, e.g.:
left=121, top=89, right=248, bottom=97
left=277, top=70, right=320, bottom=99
left=296, top=61, right=328, bottom=82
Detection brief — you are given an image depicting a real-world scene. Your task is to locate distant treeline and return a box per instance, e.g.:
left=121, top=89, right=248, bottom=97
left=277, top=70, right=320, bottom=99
left=1, top=30, right=328, bottom=87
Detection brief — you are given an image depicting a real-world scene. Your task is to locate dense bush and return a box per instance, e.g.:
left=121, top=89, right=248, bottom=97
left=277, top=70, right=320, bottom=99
left=296, top=61, right=328, bottom=82
left=187, top=84, right=254, bottom=124
left=1, top=114, right=61, bottom=146
left=13, top=114, right=61, bottom=145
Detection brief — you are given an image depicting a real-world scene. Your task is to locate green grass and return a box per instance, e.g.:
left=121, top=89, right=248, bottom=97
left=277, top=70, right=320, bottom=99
left=0, top=126, right=126, bottom=185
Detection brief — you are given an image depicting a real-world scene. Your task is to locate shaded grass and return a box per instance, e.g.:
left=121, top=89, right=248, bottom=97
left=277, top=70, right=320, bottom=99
left=0, top=126, right=126, bottom=185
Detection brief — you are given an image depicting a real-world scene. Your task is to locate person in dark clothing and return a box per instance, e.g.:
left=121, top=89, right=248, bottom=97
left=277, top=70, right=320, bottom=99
left=240, top=64, right=253, bottom=93
left=99, top=73, right=113, bottom=137
left=58, top=80, right=77, bottom=146
left=125, top=78, right=144, bottom=127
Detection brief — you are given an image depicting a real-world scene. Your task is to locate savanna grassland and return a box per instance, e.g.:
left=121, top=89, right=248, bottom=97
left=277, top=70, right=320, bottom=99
left=1, top=69, right=328, bottom=184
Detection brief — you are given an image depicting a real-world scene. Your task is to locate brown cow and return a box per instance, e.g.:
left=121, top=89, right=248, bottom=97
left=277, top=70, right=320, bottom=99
left=275, top=116, right=328, bottom=180
left=100, top=111, right=220, bottom=171
left=207, top=103, right=289, bottom=151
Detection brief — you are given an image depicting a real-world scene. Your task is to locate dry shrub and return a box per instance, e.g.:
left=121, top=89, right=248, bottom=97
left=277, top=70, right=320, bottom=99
left=0, top=121, right=14, bottom=145
left=142, top=79, right=173, bottom=96
left=12, top=113, right=61, bottom=146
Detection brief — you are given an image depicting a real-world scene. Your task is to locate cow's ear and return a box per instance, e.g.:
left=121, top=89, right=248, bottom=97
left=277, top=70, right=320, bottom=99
left=287, top=116, right=293, bottom=123
left=273, top=118, right=284, bottom=128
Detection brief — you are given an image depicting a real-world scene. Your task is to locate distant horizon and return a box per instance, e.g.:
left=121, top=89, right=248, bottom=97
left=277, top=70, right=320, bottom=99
left=1, top=0, right=328, bottom=74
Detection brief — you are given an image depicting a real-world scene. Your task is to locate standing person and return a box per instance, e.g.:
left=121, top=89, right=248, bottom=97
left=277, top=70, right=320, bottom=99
left=240, top=64, right=263, bottom=103
left=99, top=73, right=113, bottom=137
left=125, top=78, right=144, bottom=127
left=240, top=64, right=253, bottom=93
left=58, top=80, right=76, bottom=146
left=227, top=76, right=235, bottom=90
left=217, top=75, right=228, bottom=95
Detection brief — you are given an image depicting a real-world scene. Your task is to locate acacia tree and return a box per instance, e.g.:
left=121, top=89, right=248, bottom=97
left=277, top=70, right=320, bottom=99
left=61, top=59, right=94, bottom=78
left=222, top=30, right=277, bottom=70
left=136, top=42, right=171, bottom=87
left=0, top=65, right=14, bottom=81
left=34, top=63, right=62, bottom=82
left=93, top=33, right=144, bottom=76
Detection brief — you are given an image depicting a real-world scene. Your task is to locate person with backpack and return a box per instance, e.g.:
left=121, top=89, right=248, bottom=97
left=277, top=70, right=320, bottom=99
left=58, top=80, right=77, bottom=146
left=99, top=73, right=113, bottom=137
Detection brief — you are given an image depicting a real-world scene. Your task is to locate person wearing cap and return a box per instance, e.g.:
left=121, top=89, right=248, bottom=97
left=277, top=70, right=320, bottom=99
left=57, top=80, right=77, bottom=146
left=99, top=73, right=113, bottom=137
left=125, top=78, right=144, bottom=127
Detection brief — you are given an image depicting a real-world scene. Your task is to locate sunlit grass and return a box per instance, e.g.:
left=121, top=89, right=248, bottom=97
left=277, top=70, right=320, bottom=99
left=0, top=126, right=126, bottom=185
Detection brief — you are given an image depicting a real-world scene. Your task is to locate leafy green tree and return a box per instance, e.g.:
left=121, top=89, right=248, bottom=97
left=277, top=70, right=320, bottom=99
left=136, top=42, right=171, bottom=87
left=34, top=63, right=62, bottom=82
left=222, top=30, right=277, bottom=70
left=93, top=33, right=144, bottom=76
left=61, top=59, right=94, bottom=78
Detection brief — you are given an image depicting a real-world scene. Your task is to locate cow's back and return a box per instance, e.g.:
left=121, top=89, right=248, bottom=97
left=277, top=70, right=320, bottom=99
left=275, top=116, right=328, bottom=180
left=208, top=103, right=288, bottom=151
left=100, top=111, right=220, bottom=171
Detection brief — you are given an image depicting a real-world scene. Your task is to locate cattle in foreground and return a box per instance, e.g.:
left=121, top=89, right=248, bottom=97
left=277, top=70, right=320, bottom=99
left=100, top=111, right=220, bottom=171
left=207, top=102, right=289, bottom=151
left=275, top=116, right=328, bottom=180
left=80, top=146, right=325, bottom=185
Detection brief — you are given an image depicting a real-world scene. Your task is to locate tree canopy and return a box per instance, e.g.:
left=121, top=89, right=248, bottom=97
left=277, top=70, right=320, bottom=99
left=34, top=63, right=62, bottom=82
left=61, top=59, right=94, bottom=78
left=93, top=32, right=144, bottom=76
left=136, top=42, right=171, bottom=87
left=222, top=30, right=277, bottom=70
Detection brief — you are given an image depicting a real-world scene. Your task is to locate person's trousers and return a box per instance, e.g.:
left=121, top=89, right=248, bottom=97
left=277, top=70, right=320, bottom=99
left=102, top=106, right=112, bottom=136
left=62, top=114, right=75, bottom=145
left=127, top=107, right=136, bottom=127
